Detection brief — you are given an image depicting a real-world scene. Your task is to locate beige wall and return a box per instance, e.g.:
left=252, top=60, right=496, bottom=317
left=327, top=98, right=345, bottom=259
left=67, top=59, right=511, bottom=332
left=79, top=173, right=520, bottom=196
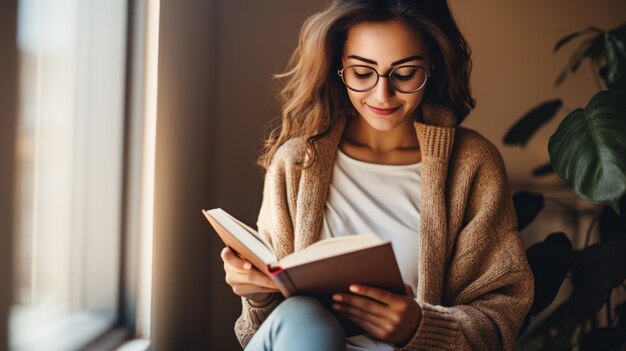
left=450, top=0, right=626, bottom=187
left=153, top=1, right=327, bottom=350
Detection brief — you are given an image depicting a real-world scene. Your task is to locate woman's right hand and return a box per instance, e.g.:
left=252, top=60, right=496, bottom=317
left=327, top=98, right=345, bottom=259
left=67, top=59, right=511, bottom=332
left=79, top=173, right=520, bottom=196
left=220, top=247, right=279, bottom=305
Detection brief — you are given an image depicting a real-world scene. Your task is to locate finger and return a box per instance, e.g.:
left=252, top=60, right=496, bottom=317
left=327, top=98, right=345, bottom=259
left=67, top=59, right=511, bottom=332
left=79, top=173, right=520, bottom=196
left=349, top=285, right=402, bottom=307
left=342, top=313, right=389, bottom=340
left=223, top=263, right=268, bottom=284
left=332, top=301, right=390, bottom=327
left=230, top=283, right=279, bottom=296
left=333, top=293, right=388, bottom=319
left=227, top=271, right=276, bottom=289
left=221, top=247, right=252, bottom=271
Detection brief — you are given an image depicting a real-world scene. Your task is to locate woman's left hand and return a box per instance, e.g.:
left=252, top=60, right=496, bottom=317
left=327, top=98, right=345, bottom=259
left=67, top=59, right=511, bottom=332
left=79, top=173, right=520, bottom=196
left=332, top=284, right=422, bottom=346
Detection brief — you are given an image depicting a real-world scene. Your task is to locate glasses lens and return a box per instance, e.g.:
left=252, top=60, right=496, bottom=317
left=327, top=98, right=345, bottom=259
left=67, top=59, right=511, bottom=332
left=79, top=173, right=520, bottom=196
left=390, top=66, right=427, bottom=93
left=343, top=66, right=377, bottom=91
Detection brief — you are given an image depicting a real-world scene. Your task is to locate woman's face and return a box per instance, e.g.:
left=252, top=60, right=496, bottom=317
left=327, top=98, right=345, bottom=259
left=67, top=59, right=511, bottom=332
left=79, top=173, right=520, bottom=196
left=341, top=20, right=431, bottom=132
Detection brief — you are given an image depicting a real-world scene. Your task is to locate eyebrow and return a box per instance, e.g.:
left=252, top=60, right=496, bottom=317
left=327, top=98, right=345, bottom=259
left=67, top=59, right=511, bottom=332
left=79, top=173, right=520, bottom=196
left=346, top=55, right=424, bottom=66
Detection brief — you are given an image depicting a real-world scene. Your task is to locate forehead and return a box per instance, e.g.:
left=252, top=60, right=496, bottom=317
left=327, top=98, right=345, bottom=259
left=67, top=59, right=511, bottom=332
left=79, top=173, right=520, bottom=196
left=343, top=20, right=428, bottom=64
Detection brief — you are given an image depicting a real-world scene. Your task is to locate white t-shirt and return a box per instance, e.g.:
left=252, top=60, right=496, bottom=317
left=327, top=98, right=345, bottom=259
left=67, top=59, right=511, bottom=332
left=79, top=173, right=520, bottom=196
left=319, top=149, right=422, bottom=351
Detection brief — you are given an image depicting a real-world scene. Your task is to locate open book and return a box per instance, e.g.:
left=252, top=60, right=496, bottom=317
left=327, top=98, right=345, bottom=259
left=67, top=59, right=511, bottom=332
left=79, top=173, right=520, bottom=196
left=203, top=208, right=406, bottom=336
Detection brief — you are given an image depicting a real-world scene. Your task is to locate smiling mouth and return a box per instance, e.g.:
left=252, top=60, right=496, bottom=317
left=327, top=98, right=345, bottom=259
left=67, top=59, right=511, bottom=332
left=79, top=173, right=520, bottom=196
left=367, top=105, right=401, bottom=116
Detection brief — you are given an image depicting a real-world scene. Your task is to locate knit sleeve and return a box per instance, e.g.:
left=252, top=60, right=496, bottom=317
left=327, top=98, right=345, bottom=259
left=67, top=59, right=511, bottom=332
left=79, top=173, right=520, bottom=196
left=398, top=140, right=534, bottom=351
left=234, top=293, right=284, bottom=347
left=233, top=144, right=296, bottom=348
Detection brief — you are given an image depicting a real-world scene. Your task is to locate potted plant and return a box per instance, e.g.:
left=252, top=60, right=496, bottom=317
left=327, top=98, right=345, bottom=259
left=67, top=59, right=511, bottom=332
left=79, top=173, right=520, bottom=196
left=506, top=22, right=626, bottom=350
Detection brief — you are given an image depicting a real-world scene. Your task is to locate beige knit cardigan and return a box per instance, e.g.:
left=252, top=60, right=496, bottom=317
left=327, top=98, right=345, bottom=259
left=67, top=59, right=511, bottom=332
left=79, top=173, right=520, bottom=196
left=234, top=106, right=534, bottom=350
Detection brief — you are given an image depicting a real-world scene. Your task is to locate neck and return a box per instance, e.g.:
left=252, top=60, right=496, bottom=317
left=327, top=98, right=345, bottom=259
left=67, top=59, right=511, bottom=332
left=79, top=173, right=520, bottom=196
left=343, top=114, right=419, bottom=154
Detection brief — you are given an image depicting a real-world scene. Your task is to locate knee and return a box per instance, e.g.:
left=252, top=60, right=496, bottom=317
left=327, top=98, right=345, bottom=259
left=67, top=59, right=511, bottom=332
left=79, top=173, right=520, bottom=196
left=278, top=296, right=323, bottom=311
left=275, top=296, right=330, bottom=322
left=274, top=296, right=344, bottom=334
left=255, top=296, right=345, bottom=351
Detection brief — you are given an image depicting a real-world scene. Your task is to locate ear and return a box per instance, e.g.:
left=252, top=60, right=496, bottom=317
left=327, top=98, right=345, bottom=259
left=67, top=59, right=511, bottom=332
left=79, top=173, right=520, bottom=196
left=419, top=103, right=457, bottom=128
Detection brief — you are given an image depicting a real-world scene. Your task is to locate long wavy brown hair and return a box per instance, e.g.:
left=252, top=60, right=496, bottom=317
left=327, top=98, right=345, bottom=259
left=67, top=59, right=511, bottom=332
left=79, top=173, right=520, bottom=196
left=258, top=0, right=475, bottom=170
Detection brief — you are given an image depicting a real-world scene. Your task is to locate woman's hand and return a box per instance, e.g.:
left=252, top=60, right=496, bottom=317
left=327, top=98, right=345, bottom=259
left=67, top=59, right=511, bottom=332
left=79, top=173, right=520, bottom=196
left=220, top=247, right=279, bottom=304
left=332, top=284, right=422, bottom=346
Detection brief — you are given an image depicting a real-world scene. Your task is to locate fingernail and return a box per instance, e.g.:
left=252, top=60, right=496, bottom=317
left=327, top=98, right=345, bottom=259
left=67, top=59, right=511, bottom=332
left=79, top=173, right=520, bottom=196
left=332, top=303, right=341, bottom=310
left=243, top=262, right=252, bottom=270
left=349, top=285, right=359, bottom=293
left=332, top=294, right=342, bottom=301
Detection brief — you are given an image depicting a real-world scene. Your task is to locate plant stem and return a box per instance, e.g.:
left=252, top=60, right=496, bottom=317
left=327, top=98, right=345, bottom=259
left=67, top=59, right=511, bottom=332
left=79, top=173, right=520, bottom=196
left=544, top=196, right=597, bottom=216
left=583, top=214, right=599, bottom=248
left=591, top=313, right=598, bottom=330
left=606, top=290, right=613, bottom=327
left=611, top=307, right=619, bottom=327
left=589, top=60, right=603, bottom=91
left=545, top=196, right=577, bottom=213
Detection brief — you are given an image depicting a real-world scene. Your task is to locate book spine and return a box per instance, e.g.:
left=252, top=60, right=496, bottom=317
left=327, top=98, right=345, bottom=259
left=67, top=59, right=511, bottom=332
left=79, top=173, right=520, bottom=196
left=267, top=265, right=297, bottom=297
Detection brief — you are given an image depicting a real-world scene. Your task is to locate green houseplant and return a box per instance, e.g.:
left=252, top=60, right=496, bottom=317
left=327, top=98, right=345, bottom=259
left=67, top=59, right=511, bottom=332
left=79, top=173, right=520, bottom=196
left=505, top=23, right=626, bottom=350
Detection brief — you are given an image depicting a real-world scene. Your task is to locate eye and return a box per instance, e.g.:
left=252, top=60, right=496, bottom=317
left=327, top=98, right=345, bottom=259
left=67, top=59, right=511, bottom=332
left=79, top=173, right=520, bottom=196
left=392, top=70, right=417, bottom=81
left=352, top=70, right=373, bottom=80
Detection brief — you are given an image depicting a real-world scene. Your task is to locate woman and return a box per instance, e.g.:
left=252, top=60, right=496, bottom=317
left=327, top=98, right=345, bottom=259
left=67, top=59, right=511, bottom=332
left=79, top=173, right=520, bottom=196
left=220, top=0, right=534, bottom=350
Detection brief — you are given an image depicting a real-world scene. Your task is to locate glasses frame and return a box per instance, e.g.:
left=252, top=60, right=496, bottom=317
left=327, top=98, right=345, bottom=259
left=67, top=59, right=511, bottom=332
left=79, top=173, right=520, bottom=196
left=337, top=64, right=431, bottom=94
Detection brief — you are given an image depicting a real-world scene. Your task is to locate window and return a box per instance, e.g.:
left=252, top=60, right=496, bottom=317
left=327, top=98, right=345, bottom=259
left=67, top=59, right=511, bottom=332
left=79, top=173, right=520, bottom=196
left=11, top=0, right=136, bottom=349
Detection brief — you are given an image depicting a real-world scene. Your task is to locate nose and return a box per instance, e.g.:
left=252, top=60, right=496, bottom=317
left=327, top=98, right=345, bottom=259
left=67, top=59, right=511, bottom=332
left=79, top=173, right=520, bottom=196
left=372, top=75, right=394, bottom=102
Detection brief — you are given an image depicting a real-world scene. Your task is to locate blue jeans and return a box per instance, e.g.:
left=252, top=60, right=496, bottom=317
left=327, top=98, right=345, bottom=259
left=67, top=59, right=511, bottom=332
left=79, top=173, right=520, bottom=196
left=244, top=296, right=346, bottom=351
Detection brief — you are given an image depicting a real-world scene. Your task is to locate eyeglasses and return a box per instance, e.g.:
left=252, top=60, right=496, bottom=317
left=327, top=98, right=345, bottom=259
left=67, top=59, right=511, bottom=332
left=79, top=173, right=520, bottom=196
left=337, top=65, right=431, bottom=94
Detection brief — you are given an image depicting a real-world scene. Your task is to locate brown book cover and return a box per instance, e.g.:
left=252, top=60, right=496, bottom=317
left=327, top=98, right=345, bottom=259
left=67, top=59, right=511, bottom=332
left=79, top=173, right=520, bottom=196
left=203, top=208, right=406, bottom=336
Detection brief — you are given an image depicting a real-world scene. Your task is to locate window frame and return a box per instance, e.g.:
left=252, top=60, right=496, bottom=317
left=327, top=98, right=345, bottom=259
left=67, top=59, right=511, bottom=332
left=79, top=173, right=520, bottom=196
left=8, top=0, right=156, bottom=349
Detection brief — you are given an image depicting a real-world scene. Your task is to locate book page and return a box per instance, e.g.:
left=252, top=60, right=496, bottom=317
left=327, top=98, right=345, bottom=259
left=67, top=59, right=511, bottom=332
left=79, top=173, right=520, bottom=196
left=223, top=211, right=274, bottom=251
left=205, top=209, right=277, bottom=265
left=277, top=233, right=385, bottom=269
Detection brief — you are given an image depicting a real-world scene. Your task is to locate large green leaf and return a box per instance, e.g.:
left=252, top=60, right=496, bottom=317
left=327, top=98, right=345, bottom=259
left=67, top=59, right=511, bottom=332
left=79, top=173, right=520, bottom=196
left=605, top=26, right=626, bottom=91
left=571, top=235, right=626, bottom=293
left=526, top=232, right=573, bottom=315
left=553, top=26, right=602, bottom=53
left=548, top=90, right=626, bottom=213
left=513, top=191, right=545, bottom=230
left=504, top=99, right=562, bottom=146
left=532, top=162, right=554, bottom=177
